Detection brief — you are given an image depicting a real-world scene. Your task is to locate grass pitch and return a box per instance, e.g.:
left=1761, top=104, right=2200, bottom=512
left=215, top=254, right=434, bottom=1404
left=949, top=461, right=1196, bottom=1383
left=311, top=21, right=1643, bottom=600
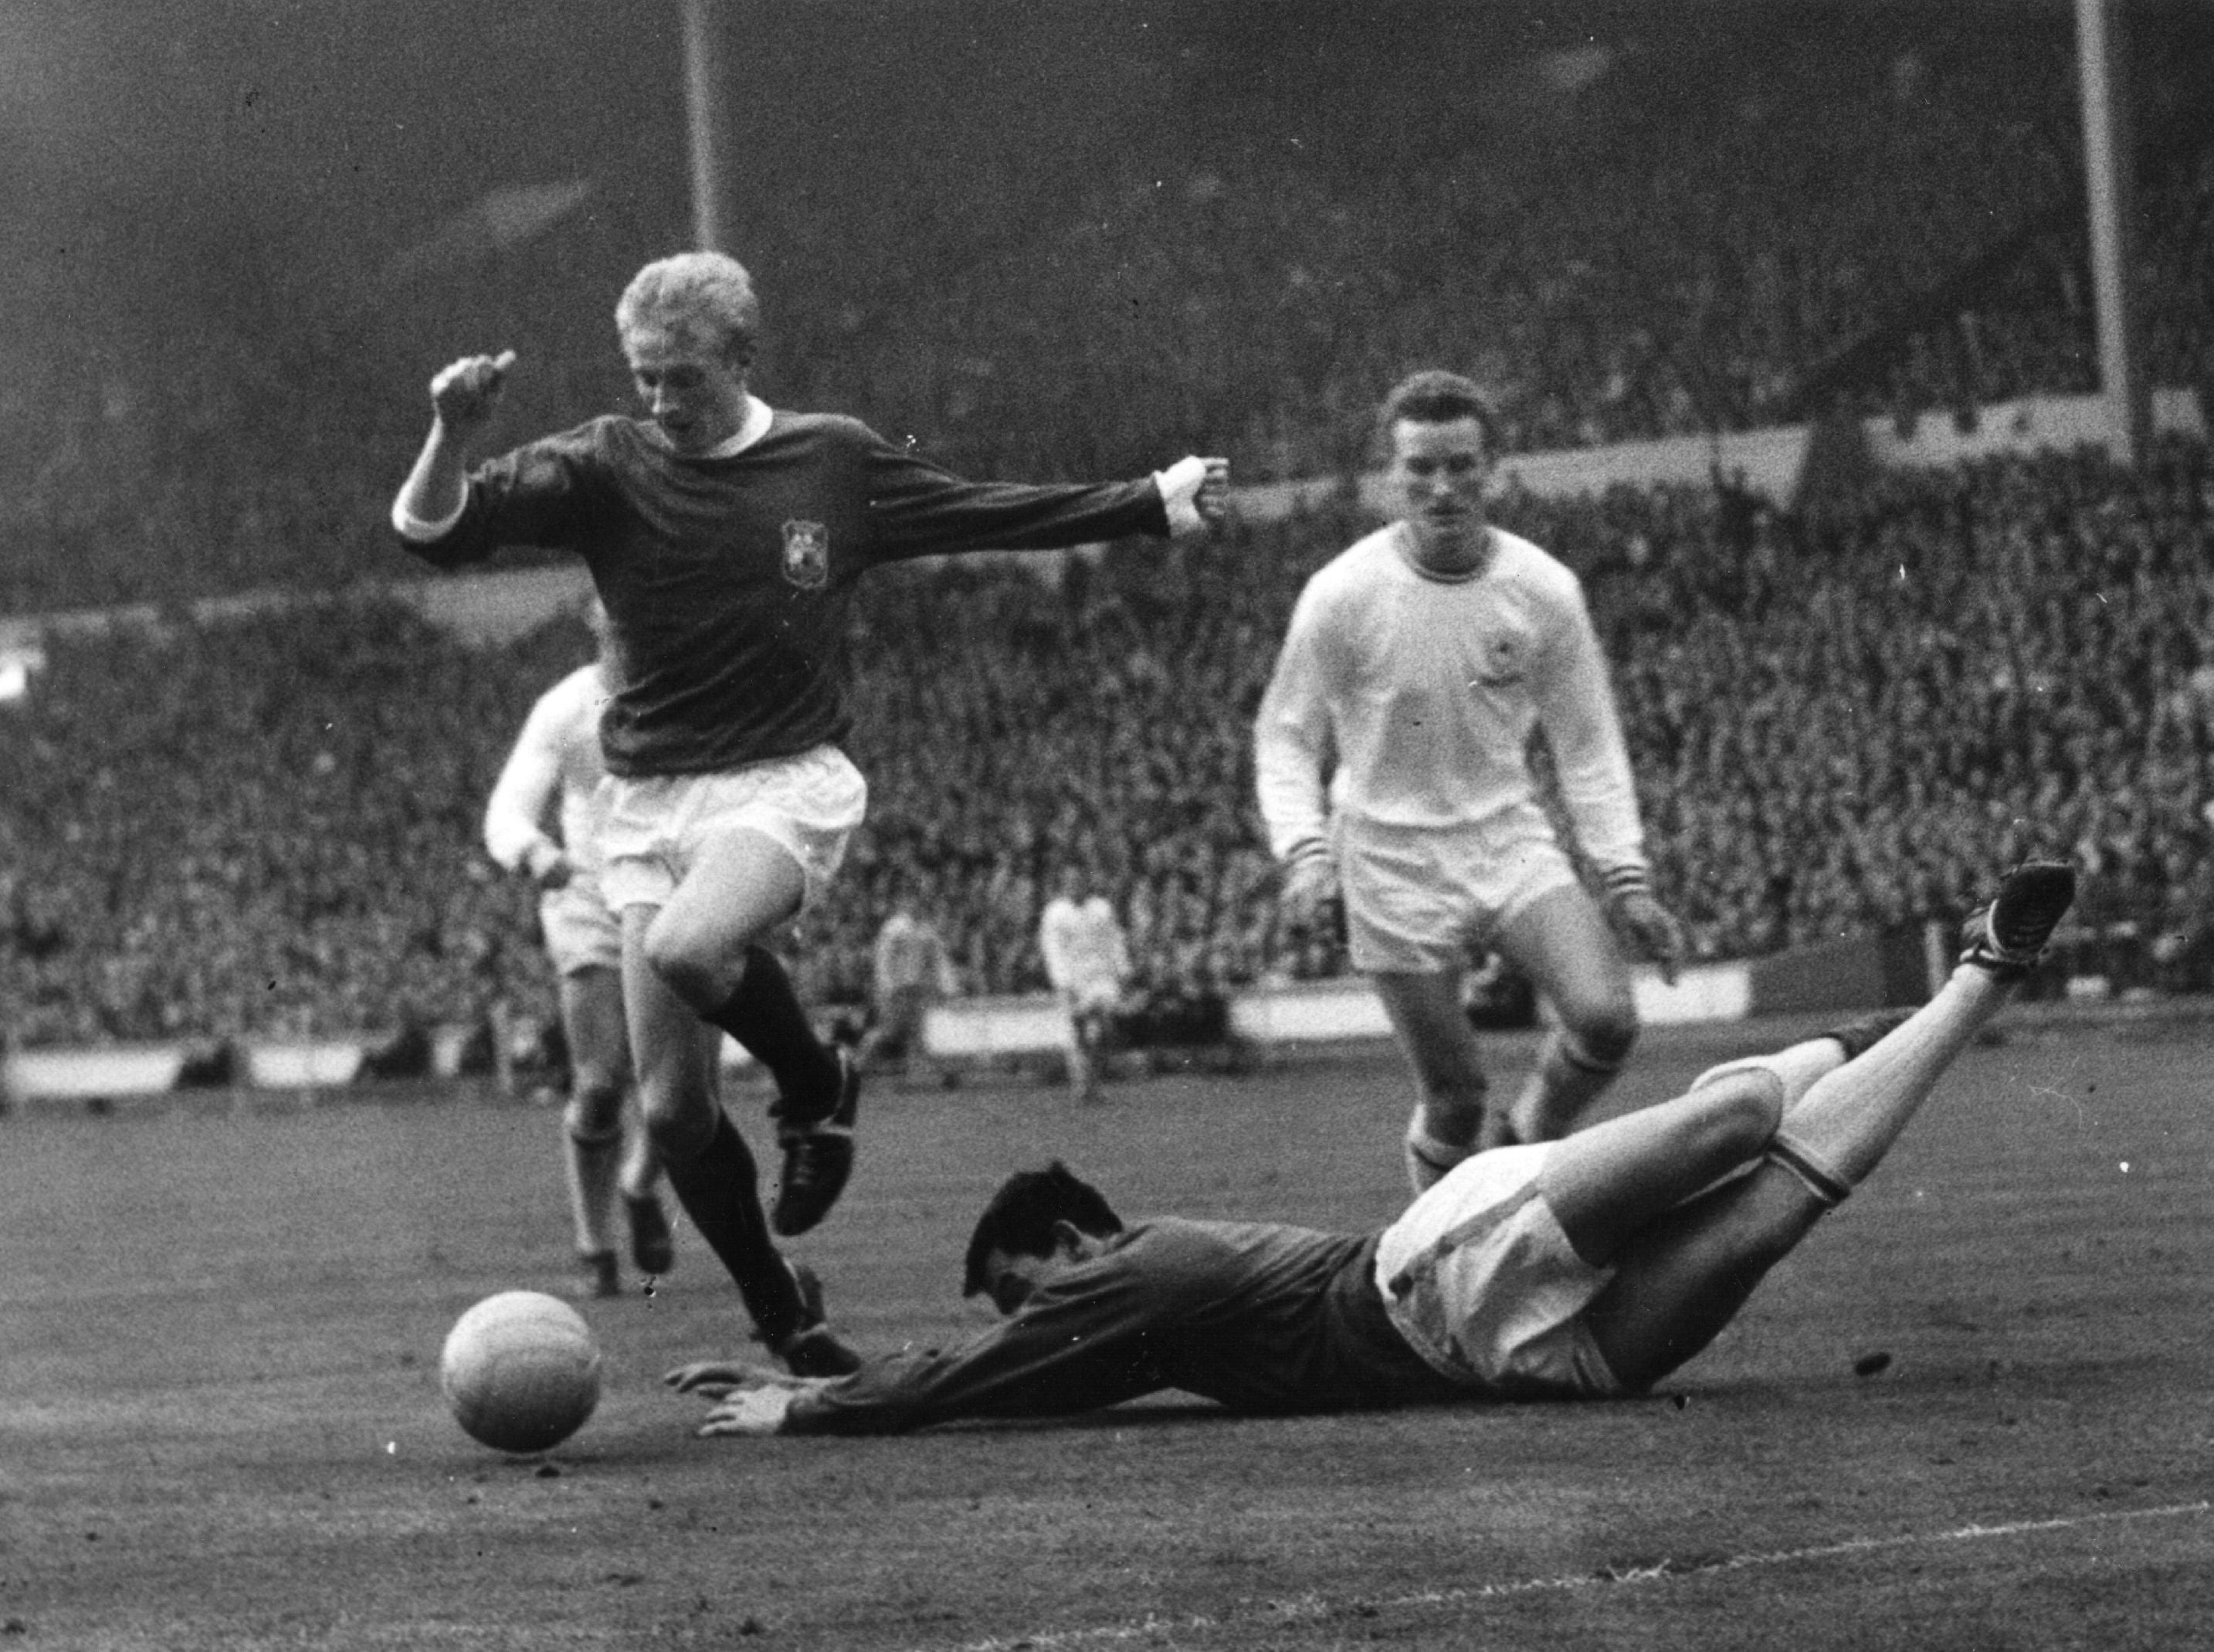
left=5, top=1009, right=2212, bottom=1649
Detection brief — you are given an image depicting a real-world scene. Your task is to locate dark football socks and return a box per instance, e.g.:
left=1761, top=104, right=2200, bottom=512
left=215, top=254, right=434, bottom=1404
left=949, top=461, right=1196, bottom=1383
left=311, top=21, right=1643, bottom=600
left=657, top=1111, right=806, bottom=1345
left=707, top=945, right=842, bottom=1126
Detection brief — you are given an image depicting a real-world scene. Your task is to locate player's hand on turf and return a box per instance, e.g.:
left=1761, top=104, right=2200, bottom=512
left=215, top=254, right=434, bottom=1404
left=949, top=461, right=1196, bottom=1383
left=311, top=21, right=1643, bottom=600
left=429, top=350, right=517, bottom=436
left=1279, top=849, right=1340, bottom=925
left=696, top=1385, right=799, bottom=1437
left=1610, top=890, right=1688, bottom=985
left=662, top=1359, right=779, bottom=1397
left=663, top=1360, right=832, bottom=1399
left=666, top=1361, right=833, bottom=1435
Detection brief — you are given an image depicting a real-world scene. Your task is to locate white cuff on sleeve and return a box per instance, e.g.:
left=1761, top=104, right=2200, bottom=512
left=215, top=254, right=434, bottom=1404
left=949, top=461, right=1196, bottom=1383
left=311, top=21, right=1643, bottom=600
left=1601, top=863, right=1653, bottom=900
left=392, top=490, right=467, bottom=543
left=1152, top=456, right=1208, bottom=537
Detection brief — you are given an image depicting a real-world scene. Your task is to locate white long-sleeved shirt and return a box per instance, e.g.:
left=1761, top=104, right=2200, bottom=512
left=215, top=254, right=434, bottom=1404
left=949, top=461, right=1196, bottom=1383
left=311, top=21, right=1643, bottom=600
left=1039, top=896, right=1131, bottom=995
left=483, top=663, right=612, bottom=885
left=873, top=911, right=960, bottom=1001
left=1253, top=523, right=1649, bottom=884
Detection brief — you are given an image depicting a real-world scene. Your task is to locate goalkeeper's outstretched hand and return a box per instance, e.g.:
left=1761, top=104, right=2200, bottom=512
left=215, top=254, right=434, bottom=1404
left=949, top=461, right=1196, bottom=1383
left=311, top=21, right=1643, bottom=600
left=664, top=1359, right=832, bottom=1437
left=697, top=1386, right=799, bottom=1437
left=663, top=1359, right=818, bottom=1399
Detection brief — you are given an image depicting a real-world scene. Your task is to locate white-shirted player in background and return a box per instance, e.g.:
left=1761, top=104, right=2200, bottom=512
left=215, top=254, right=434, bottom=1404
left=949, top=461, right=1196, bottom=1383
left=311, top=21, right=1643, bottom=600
left=484, top=602, right=696, bottom=1297
left=1256, top=370, right=1688, bottom=1193
left=856, top=893, right=961, bottom=1088
left=1038, top=867, right=1134, bottom=1104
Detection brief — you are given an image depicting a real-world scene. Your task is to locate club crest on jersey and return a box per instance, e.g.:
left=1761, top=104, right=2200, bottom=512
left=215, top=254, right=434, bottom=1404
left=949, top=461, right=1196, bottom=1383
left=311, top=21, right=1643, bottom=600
left=1469, top=629, right=1529, bottom=687
left=781, top=520, right=830, bottom=589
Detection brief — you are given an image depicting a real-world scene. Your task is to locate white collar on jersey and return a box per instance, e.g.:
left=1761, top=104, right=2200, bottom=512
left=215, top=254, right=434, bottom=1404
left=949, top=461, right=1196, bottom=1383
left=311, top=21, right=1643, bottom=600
left=1392, top=519, right=1499, bottom=584
left=696, top=395, right=775, bottom=459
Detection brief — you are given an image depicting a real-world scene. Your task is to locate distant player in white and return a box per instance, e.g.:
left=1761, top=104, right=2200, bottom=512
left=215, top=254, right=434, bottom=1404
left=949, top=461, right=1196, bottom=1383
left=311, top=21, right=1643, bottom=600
left=484, top=604, right=697, bottom=1297
left=856, top=894, right=961, bottom=1087
left=1038, top=868, right=1133, bottom=1103
left=1256, top=370, right=1687, bottom=1192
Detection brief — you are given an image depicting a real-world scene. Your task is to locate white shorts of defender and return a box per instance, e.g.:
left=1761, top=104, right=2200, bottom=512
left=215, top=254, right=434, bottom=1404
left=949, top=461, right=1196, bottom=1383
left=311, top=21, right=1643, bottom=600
left=600, top=745, right=868, bottom=915
left=538, top=873, right=623, bottom=976
left=1373, top=1142, right=1625, bottom=1399
left=1337, top=802, right=1582, bottom=975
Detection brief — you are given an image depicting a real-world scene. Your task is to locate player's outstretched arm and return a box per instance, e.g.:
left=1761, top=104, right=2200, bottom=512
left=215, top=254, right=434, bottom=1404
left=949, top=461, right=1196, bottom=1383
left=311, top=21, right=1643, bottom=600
left=392, top=350, right=516, bottom=538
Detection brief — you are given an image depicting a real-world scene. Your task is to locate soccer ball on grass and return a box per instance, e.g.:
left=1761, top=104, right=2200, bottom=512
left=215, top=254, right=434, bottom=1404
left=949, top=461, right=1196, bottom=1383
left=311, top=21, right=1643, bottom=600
left=440, top=1290, right=602, bottom=1454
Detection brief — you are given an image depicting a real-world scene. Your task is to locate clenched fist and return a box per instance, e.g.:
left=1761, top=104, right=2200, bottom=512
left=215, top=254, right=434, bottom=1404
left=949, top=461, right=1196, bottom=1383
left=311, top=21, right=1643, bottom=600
left=429, top=350, right=517, bottom=436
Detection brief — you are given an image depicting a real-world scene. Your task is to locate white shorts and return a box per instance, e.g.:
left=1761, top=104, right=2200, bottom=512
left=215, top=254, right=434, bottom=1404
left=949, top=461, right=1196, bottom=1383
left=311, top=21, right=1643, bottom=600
left=1060, top=979, right=1122, bottom=1019
left=539, top=876, right=622, bottom=976
left=1373, top=1142, right=1624, bottom=1399
left=599, top=745, right=868, bottom=914
left=1338, top=804, right=1582, bottom=974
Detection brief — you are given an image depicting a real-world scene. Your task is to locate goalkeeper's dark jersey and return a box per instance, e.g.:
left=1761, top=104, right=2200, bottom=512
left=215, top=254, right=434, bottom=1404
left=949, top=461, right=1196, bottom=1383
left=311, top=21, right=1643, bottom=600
left=783, top=1218, right=1472, bottom=1433
left=400, top=412, right=1169, bottom=778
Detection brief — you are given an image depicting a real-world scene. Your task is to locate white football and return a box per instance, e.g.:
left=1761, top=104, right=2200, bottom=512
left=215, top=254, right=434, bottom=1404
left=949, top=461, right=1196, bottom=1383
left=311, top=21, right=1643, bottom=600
left=440, top=1290, right=602, bottom=1454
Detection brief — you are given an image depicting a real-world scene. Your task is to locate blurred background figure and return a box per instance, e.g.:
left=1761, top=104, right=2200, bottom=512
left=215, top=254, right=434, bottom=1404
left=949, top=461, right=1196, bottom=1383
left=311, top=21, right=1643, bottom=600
left=856, top=891, right=961, bottom=1088
left=1039, top=867, right=1133, bottom=1103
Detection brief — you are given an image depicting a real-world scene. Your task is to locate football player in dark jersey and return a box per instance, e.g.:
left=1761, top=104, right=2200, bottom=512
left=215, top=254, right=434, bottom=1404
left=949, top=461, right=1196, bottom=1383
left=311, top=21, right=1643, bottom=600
left=395, top=251, right=1229, bottom=1373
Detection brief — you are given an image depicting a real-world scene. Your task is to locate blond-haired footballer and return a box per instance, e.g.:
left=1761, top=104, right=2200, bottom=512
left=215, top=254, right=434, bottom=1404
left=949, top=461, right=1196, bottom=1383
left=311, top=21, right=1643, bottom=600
left=395, top=251, right=1230, bottom=1373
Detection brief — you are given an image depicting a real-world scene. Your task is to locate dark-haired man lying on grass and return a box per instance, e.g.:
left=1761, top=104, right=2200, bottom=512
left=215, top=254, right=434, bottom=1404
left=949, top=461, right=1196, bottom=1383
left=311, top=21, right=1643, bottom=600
left=666, top=863, right=2074, bottom=1437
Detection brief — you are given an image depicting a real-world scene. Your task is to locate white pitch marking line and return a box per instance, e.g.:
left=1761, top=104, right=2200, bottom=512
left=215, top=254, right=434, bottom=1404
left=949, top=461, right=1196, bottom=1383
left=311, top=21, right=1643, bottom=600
left=946, top=1499, right=2212, bottom=1652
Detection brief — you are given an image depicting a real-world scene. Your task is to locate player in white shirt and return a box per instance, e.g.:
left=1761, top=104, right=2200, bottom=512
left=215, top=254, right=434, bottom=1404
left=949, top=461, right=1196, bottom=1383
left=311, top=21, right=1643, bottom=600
left=1256, top=371, right=1688, bottom=1193
left=484, top=605, right=704, bottom=1297
left=856, top=895, right=961, bottom=1087
left=1037, top=868, right=1134, bottom=1103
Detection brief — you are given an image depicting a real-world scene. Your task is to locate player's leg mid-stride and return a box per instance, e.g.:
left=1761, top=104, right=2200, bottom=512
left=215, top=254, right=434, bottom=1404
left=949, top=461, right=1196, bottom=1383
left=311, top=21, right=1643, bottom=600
left=1561, top=859, right=2077, bottom=1392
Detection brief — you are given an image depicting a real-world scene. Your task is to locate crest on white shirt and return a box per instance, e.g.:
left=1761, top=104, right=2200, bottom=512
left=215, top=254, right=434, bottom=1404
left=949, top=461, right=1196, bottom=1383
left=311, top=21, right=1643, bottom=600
left=1470, top=627, right=1530, bottom=687
left=782, top=520, right=830, bottom=589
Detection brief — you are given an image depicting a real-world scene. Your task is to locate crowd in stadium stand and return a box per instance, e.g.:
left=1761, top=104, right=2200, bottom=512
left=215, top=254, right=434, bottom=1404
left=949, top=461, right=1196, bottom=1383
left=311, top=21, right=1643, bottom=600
left=4, top=6, right=2212, bottom=614
left=5, top=435, right=2212, bottom=1049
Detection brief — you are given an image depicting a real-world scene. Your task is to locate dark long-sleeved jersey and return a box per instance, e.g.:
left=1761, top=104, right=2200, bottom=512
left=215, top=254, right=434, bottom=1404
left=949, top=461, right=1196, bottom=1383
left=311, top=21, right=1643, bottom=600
left=398, top=412, right=1171, bottom=777
left=783, top=1218, right=1472, bottom=1433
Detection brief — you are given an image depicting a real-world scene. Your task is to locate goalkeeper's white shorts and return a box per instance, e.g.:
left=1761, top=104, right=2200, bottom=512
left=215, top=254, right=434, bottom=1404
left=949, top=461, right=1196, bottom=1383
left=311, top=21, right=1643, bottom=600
left=1374, top=1141, right=1625, bottom=1399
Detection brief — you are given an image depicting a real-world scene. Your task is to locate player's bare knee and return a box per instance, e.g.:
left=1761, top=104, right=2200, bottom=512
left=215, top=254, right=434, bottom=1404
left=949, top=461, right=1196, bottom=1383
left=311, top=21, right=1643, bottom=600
left=639, top=1101, right=713, bottom=1165
left=639, top=912, right=734, bottom=1007
left=1697, top=1069, right=1785, bottom=1160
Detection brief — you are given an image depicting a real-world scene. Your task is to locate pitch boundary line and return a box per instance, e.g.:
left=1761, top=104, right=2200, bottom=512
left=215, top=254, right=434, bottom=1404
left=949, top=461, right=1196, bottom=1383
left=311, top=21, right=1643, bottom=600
left=946, top=1498, right=2212, bottom=1652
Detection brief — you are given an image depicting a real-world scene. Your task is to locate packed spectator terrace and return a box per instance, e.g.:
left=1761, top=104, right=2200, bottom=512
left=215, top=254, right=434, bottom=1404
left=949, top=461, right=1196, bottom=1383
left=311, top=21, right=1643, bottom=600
left=3, top=1, right=2211, bottom=1046
left=6, top=437, right=2212, bottom=1047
